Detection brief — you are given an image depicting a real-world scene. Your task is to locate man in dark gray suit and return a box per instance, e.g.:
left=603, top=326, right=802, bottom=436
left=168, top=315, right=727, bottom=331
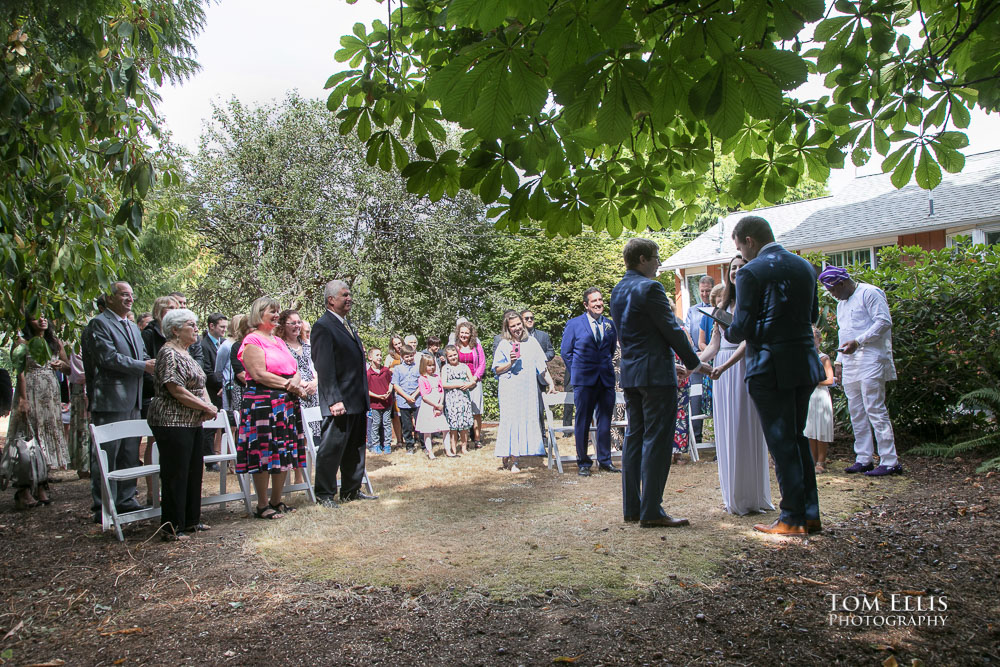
left=83, top=282, right=154, bottom=520
left=311, top=280, right=375, bottom=506
left=610, top=239, right=710, bottom=527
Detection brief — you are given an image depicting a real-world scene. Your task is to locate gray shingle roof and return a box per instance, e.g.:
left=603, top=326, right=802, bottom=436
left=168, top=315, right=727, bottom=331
left=660, top=149, right=1000, bottom=270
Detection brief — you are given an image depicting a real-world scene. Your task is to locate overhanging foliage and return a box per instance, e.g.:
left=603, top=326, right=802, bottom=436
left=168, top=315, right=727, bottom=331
left=328, top=0, right=999, bottom=237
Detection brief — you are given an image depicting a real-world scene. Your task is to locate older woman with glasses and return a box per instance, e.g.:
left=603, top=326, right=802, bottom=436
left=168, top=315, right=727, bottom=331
left=147, top=309, right=219, bottom=540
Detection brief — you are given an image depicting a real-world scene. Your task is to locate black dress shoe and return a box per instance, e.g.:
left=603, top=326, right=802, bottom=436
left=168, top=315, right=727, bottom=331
left=578, top=467, right=591, bottom=477
left=317, top=498, right=339, bottom=509
left=598, top=463, right=621, bottom=473
left=624, top=516, right=639, bottom=523
left=640, top=515, right=690, bottom=528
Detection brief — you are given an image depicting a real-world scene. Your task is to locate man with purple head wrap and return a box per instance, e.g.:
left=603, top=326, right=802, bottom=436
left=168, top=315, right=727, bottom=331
left=820, top=266, right=901, bottom=477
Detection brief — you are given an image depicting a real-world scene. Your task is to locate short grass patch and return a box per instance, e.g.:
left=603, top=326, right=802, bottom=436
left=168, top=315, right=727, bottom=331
left=250, top=430, right=906, bottom=600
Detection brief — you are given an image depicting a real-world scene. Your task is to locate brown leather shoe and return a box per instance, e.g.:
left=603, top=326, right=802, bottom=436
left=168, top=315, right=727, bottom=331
left=753, top=520, right=807, bottom=536
left=806, top=519, right=822, bottom=534
left=640, top=515, right=690, bottom=528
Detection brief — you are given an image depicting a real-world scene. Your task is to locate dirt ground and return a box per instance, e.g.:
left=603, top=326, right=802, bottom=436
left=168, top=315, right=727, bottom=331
left=0, top=431, right=998, bottom=666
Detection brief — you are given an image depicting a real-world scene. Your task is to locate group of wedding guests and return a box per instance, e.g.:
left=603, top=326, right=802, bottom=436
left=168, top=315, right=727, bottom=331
left=366, top=322, right=488, bottom=459
left=4, top=242, right=900, bottom=540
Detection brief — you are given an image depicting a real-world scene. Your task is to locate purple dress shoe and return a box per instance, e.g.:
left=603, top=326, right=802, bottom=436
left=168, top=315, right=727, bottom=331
left=864, top=464, right=903, bottom=476
left=844, top=461, right=874, bottom=473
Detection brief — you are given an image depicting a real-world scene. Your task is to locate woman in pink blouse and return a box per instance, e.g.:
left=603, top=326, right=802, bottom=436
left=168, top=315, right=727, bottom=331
left=237, top=297, right=307, bottom=520
left=454, top=321, right=486, bottom=448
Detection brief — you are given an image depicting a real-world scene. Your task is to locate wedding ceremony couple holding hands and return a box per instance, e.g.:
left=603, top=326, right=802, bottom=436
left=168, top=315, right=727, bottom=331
left=612, top=216, right=826, bottom=536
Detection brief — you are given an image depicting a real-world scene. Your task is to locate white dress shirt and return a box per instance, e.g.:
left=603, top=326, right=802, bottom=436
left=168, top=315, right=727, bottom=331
left=835, top=282, right=896, bottom=383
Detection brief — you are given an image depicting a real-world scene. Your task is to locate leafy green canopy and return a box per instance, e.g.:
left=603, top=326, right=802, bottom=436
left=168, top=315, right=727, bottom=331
left=0, top=0, right=207, bottom=337
left=328, top=0, right=998, bottom=237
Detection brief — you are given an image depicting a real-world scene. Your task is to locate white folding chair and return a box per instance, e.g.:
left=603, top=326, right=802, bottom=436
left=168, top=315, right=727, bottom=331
left=90, top=420, right=160, bottom=542
left=687, top=382, right=715, bottom=461
left=200, top=412, right=253, bottom=513
left=542, top=392, right=568, bottom=473
left=542, top=391, right=625, bottom=473
left=299, top=406, right=375, bottom=496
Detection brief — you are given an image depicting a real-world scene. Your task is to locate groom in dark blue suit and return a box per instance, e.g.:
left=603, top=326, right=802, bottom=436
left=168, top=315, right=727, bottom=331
left=611, top=239, right=709, bottom=526
left=726, top=216, right=826, bottom=536
left=561, top=287, right=618, bottom=476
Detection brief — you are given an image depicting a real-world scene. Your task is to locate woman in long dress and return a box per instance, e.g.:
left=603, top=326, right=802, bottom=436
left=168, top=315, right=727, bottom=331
left=6, top=315, right=71, bottom=507
left=700, top=256, right=774, bottom=515
left=492, top=311, right=555, bottom=473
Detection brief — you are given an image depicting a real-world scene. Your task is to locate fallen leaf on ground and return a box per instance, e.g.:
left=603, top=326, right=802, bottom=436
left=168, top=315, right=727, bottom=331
left=3, top=620, right=24, bottom=640
left=553, top=654, right=584, bottom=663
left=99, top=627, right=142, bottom=637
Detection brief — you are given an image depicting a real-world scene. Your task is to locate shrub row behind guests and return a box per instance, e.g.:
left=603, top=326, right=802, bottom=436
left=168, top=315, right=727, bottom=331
left=236, top=297, right=308, bottom=520
left=147, top=309, right=218, bottom=540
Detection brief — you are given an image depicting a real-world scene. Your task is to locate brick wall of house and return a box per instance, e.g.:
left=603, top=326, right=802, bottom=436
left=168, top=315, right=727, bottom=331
left=897, top=229, right=946, bottom=250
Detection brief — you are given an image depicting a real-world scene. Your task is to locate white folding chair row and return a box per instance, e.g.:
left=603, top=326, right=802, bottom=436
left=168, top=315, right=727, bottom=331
left=92, top=415, right=257, bottom=541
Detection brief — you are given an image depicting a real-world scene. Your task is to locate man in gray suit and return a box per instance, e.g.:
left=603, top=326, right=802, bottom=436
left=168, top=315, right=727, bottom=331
left=83, top=282, right=155, bottom=520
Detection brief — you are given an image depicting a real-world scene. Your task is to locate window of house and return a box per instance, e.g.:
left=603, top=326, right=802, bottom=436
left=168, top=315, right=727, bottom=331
left=986, top=229, right=1000, bottom=246
left=824, top=248, right=873, bottom=268
left=685, top=274, right=707, bottom=306
left=947, top=232, right=974, bottom=248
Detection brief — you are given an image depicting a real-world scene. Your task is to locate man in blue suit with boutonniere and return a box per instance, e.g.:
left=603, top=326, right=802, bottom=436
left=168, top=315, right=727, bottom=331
left=560, top=287, right=618, bottom=477
left=611, top=239, right=710, bottom=527
left=726, top=216, right=826, bottom=537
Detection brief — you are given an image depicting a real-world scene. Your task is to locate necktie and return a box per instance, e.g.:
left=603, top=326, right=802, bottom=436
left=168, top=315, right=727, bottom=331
left=593, top=318, right=603, bottom=344
left=119, top=319, right=138, bottom=357
left=342, top=318, right=356, bottom=340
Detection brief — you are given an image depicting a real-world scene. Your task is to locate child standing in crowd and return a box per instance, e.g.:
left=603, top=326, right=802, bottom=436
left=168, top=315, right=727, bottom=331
left=415, top=355, right=450, bottom=458
left=441, top=345, right=475, bottom=455
left=804, top=326, right=836, bottom=473
left=391, top=345, right=421, bottom=453
left=422, top=335, right=446, bottom=371
left=366, top=348, right=394, bottom=455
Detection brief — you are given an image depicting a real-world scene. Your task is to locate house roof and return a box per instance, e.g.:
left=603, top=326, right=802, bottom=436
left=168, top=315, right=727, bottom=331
left=660, top=149, right=1000, bottom=271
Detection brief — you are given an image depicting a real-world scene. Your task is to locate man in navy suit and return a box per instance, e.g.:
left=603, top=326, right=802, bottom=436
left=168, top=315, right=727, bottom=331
left=311, top=280, right=376, bottom=506
left=726, top=216, right=826, bottom=536
left=560, top=287, right=619, bottom=476
left=611, top=239, right=709, bottom=526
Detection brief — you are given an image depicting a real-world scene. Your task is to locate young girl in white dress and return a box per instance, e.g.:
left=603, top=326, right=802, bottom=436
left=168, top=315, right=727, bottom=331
left=415, top=355, right=450, bottom=459
left=700, top=255, right=775, bottom=515
left=804, top=326, right=836, bottom=473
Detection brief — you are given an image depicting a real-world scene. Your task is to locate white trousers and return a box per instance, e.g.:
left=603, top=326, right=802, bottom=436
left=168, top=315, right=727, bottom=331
left=843, top=379, right=898, bottom=467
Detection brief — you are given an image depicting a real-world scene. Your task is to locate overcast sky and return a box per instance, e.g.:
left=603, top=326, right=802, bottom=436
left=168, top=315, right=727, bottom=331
left=158, top=0, right=999, bottom=190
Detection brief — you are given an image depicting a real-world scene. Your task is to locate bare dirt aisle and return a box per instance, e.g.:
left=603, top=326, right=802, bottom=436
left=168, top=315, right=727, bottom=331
left=0, top=434, right=996, bottom=666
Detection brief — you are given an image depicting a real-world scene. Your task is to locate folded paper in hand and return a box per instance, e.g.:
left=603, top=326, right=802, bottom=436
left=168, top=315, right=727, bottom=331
left=696, top=305, right=733, bottom=328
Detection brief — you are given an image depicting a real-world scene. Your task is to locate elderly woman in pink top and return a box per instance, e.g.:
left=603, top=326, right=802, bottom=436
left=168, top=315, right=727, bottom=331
left=237, top=297, right=308, bottom=520
left=453, top=321, right=486, bottom=448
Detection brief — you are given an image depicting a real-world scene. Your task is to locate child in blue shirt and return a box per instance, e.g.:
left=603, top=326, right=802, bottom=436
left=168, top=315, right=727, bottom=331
left=391, top=345, right=421, bottom=453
